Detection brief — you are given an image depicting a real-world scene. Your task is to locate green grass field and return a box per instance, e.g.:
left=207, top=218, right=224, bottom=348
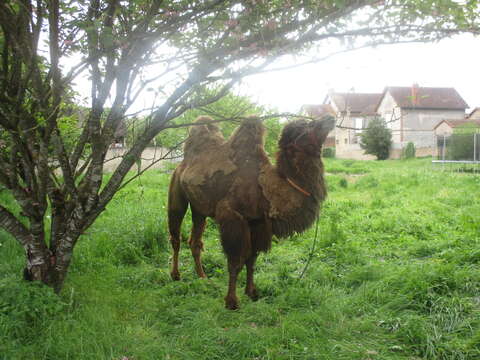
left=1, top=158, right=479, bottom=360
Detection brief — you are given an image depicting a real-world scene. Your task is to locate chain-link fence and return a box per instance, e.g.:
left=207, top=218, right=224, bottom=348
left=433, top=132, right=480, bottom=173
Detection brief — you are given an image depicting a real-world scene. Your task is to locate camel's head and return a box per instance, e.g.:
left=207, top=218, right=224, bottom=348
left=279, top=115, right=335, bottom=157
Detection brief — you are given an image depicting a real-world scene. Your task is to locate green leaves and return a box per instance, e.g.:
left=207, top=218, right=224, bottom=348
left=360, top=117, right=393, bottom=160
left=151, top=90, right=281, bottom=155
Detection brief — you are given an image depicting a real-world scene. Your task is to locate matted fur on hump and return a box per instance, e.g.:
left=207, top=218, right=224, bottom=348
left=183, top=116, right=225, bottom=159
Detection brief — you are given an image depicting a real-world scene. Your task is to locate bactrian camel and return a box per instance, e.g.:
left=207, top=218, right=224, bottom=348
left=168, top=115, right=334, bottom=309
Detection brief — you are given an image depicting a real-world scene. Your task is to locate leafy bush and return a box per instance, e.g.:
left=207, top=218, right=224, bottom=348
left=322, top=147, right=335, bottom=158
left=403, top=141, right=416, bottom=159
left=339, top=177, right=348, bottom=188
left=360, top=117, right=392, bottom=160
left=446, top=125, right=480, bottom=161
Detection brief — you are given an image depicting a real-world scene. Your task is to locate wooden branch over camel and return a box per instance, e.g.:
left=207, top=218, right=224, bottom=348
left=168, top=115, right=335, bottom=309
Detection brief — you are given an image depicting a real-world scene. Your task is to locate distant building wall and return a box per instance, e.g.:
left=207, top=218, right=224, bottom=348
left=334, top=114, right=353, bottom=152
left=377, top=92, right=402, bottom=143
left=469, top=109, right=480, bottom=120
left=402, top=109, right=464, bottom=147
left=102, top=146, right=181, bottom=173
left=335, top=143, right=375, bottom=160
left=334, top=114, right=377, bottom=155
left=389, top=145, right=435, bottom=159
left=434, top=122, right=454, bottom=136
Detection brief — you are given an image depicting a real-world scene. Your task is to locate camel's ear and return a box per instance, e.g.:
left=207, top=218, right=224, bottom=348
left=315, top=115, right=336, bottom=144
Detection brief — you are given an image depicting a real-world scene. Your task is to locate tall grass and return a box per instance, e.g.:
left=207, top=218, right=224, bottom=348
left=1, top=159, right=479, bottom=359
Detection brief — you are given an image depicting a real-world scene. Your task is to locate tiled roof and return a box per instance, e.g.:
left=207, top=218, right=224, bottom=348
left=328, top=93, right=383, bottom=115
left=467, top=107, right=480, bottom=120
left=384, top=86, right=468, bottom=110
left=434, top=119, right=480, bottom=130
left=302, top=104, right=335, bottom=118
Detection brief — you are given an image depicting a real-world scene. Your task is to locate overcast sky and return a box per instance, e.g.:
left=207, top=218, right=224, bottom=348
left=240, top=33, right=479, bottom=113
left=71, top=33, right=479, bottom=115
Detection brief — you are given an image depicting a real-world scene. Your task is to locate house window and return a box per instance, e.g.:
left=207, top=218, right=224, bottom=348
left=344, top=138, right=348, bottom=144
left=336, top=139, right=339, bottom=145
left=354, top=118, right=364, bottom=133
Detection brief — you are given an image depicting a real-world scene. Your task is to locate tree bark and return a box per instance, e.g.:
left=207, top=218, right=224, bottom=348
left=24, top=240, right=55, bottom=286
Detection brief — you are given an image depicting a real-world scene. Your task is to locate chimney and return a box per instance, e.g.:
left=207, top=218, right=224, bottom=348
left=411, top=83, right=419, bottom=106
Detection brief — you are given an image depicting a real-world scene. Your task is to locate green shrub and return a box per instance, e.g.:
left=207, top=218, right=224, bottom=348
left=322, top=147, right=335, bottom=158
left=360, top=117, right=392, bottom=160
left=446, top=126, right=479, bottom=161
left=403, top=142, right=416, bottom=159
left=339, top=177, right=348, bottom=188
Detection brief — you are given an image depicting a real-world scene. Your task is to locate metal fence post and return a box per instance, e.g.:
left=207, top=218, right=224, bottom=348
left=474, top=133, right=478, bottom=174
left=442, top=134, right=446, bottom=170
left=474, top=132, right=477, bottom=163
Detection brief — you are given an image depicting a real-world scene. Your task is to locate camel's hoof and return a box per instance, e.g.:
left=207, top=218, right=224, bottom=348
left=225, top=297, right=239, bottom=310
left=245, top=288, right=259, bottom=301
left=170, top=271, right=180, bottom=281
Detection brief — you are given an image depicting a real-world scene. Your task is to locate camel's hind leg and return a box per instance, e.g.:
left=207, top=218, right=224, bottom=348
left=189, top=208, right=207, bottom=278
left=245, top=219, right=272, bottom=301
left=245, top=254, right=259, bottom=301
left=168, top=169, right=188, bottom=281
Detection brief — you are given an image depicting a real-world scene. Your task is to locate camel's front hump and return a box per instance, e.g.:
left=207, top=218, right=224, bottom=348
left=179, top=148, right=238, bottom=217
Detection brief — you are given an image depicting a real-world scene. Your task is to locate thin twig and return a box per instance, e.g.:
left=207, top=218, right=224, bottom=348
left=297, top=215, right=320, bottom=281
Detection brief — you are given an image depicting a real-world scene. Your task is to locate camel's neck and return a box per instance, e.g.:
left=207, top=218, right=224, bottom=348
left=266, top=150, right=327, bottom=238
left=276, top=150, right=325, bottom=200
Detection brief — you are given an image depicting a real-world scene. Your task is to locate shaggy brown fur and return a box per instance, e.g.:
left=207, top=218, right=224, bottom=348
left=168, top=115, right=335, bottom=309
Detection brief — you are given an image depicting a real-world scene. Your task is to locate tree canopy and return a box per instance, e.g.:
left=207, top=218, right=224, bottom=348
left=0, top=0, right=479, bottom=290
left=149, top=90, right=281, bottom=154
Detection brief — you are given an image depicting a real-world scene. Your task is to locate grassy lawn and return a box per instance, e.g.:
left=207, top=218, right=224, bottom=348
left=1, top=158, right=479, bottom=359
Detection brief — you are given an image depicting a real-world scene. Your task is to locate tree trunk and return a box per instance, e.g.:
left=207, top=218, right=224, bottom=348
left=24, top=241, right=57, bottom=288
left=24, top=228, right=81, bottom=293
left=24, top=247, right=73, bottom=293
left=51, top=230, right=81, bottom=293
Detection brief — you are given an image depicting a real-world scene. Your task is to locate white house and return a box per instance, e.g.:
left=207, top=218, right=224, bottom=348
left=303, top=85, right=470, bottom=159
left=319, top=92, right=383, bottom=159
left=376, top=85, right=469, bottom=157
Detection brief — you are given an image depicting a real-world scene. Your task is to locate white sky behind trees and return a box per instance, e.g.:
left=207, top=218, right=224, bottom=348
left=71, top=33, right=479, bottom=116
left=241, top=33, right=479, bottom=113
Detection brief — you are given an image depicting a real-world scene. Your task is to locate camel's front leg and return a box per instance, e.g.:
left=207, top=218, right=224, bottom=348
left=189, top=209, right=207, bottom=278
left=167, top=170, right=188, bottom=281
left=225, top=256, right=243, bottom=310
